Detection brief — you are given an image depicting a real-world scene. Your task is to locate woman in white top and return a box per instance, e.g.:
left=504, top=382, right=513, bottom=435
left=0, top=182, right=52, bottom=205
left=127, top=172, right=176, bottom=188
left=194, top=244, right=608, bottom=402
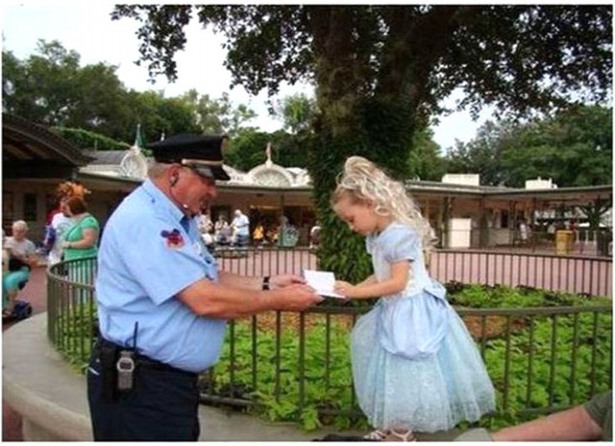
left=3, top=220, right=37, bottom=315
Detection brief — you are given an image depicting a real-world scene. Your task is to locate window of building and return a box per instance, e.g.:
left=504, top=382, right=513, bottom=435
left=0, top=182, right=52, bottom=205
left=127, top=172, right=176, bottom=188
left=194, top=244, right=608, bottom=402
left=24, top=193, right=37, bottom=221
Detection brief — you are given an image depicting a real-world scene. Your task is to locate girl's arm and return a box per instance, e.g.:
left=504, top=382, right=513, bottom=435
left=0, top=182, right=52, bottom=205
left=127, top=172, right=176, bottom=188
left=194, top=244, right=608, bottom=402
left=335, top=261, right=409, bottom=299
left=355, top=274, right=377, bottom=287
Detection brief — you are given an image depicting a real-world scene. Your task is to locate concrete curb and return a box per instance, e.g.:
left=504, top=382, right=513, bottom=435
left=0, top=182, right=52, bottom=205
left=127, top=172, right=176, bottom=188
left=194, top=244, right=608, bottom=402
left=3, top=314, right=92, bottom=440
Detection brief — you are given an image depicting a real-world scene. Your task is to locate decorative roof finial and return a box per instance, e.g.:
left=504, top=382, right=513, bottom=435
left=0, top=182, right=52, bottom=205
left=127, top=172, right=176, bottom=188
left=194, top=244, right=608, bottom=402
left=133, top=123, right=145, bottom=149
left=266, top=142, right=272, bottom=165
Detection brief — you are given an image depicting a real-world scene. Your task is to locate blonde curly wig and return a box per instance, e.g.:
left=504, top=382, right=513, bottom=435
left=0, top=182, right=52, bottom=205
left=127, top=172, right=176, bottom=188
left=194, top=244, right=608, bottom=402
left=332, top=156, right=436, bottom=251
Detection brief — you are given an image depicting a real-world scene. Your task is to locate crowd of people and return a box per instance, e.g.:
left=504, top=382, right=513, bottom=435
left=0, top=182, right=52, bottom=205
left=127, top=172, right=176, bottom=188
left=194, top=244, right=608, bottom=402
left=198, top=211, right=319, bottom=252
left=2, top=181, right=100, bottom=318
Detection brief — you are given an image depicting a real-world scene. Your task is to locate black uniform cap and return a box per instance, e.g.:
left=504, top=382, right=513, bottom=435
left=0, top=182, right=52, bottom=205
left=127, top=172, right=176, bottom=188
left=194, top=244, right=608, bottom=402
left=148, top=133, right=230, bottom=181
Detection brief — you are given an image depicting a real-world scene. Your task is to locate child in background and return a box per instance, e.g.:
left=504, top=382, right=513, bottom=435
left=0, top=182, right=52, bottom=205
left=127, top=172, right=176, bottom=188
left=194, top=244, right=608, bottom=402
left=332, top=156, right=495, bottom=441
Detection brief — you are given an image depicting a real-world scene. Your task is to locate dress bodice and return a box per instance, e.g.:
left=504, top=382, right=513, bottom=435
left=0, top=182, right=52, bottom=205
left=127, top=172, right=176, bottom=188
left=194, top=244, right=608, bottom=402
left=366, top=223, right=440, bottom=299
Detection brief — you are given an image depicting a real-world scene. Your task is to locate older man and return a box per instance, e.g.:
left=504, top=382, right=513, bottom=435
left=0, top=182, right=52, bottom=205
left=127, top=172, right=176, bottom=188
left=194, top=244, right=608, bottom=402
left=88, top=133, right=322, bottom=441
left=231, top=208, right=250, bottom=247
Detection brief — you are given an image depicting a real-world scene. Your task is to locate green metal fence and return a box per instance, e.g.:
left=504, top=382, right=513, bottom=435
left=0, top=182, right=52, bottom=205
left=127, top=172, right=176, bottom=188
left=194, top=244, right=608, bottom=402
left=47, top=257, right=98, bottom=367
left=47, top=249, right=612, bottom=425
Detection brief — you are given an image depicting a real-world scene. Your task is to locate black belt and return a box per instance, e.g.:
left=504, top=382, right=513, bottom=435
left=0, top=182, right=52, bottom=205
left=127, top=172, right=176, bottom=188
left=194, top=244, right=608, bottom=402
left=95, top=338, right=198, bottom=379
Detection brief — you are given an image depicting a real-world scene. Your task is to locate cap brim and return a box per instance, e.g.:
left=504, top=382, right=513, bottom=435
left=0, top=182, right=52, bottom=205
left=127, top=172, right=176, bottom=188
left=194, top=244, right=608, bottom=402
left=194, top=165, right=230, bottom=181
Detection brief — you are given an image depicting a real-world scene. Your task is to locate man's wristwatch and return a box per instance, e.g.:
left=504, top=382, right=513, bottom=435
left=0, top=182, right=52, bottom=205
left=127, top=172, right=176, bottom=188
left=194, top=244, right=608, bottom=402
left=262, top=276, right=270, bottom=290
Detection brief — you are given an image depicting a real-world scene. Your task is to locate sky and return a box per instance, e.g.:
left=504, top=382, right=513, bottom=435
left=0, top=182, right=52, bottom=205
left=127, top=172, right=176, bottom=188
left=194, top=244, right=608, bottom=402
left=1, top=2, right=493, bottom=151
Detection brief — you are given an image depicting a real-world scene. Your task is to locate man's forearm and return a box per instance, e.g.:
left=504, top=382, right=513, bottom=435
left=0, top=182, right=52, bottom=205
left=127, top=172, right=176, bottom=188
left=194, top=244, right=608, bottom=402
left=218, top=271, right=262, bottom=290
left=492, top=405, right=602, bottom=441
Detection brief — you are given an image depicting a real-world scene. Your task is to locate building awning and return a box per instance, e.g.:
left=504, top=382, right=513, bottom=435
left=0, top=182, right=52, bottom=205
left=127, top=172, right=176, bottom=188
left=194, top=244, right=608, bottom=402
left=2, top=113, right=92, bottom=179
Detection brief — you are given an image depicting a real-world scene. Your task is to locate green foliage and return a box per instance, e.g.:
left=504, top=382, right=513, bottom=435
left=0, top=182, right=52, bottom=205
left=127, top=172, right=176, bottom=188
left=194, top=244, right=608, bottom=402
left=275, top=93, right=317, bottom=134
left=53, top=303, right=98, bottom=374
left=445, top=105, right=613, bottom=187
left=225, top=128, right=311, bottom=171
left=179, top=90, right=257, bottom=137
left=52, top=127, right=130, bottom=151
left=480, top=311, right=612, bottom=429
left=210, top=318, right=358, bottom=431
left=2, top=41, right=258, bottom=145
left=407, top=128, right=446, bottom=181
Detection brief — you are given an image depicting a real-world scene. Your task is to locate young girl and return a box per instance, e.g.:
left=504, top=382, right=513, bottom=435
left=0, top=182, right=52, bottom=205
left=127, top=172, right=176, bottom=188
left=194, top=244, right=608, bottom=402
left=332, top=156, right=495, bottom=441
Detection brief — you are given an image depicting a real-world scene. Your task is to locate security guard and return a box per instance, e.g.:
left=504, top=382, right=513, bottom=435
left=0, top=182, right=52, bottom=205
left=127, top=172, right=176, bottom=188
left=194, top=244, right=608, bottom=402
left=87, top=133, right=322, bottom=441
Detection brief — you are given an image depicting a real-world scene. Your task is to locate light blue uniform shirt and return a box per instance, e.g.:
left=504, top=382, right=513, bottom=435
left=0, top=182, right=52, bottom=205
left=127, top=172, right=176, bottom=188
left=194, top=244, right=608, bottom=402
left=95, top=179, right=227, bottom=373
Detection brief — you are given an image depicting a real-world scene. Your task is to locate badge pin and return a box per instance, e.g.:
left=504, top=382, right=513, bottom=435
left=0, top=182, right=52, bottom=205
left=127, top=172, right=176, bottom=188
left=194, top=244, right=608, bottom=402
left=161, top=229, right=185, bottom=249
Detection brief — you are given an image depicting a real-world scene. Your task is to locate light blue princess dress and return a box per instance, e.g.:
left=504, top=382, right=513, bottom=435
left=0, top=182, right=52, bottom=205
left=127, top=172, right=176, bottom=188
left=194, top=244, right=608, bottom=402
left=351, top=222, right=496, bottom=433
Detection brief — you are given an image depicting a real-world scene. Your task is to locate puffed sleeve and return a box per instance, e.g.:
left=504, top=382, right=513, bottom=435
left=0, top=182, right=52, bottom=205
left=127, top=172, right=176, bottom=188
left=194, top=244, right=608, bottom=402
left=381, top=225, right=419, bottom=263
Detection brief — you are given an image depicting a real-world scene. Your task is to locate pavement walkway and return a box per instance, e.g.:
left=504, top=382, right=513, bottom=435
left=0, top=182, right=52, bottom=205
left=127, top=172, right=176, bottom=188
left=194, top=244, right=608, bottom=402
left=3, top=265, right=47, bottom=441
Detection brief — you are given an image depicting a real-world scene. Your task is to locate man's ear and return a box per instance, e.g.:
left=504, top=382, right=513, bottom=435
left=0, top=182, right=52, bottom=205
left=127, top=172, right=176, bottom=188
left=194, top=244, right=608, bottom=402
left=169, top=165, right=181, bottom=186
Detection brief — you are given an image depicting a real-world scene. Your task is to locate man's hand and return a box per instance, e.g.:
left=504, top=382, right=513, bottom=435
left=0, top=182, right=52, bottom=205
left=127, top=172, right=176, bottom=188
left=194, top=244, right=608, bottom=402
left=270, top=274, right=306, bottom=289
left=269, top=284, right=323, bottom=312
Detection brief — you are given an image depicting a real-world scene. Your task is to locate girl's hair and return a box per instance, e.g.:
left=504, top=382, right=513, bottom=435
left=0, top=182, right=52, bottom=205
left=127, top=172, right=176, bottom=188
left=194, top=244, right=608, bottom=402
left=332, top=156, right=437, bottom=250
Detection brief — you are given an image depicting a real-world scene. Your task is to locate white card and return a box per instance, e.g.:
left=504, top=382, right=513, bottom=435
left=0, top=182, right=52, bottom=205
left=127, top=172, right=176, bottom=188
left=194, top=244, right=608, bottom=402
left=302, top=270, right=345, bottom=298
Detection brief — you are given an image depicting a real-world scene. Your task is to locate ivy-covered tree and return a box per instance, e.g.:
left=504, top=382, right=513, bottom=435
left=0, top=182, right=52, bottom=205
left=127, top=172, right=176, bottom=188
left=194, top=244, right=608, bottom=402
left=112, top=5, right=611, bottom=282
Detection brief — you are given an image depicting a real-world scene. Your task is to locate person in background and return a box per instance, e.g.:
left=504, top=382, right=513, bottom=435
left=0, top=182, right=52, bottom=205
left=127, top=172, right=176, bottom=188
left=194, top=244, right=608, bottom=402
left=2, top=229, right=9, bottom=275
left=231, top=209, right=250, bottom=247
left=62, top=196, right=100, bottom=263
left=198, top=214, right=215, bottom=253
left=87, top=133, right=321, bottom=441
left=198, top=213, right=213, bottom=236
left=3, top=220, right=37, bottom=316
left=455, top=390, right=611, bottom=441
left=62, top=196, right=100, bottom=294
left=309, top=221, right=321, bottom=250
left=214, top=214, right=231, bottom=246
left=547, top=221, right=557, bottom=241
left=331, top=156, right=495, bottom=441
left=252, top=221, right=265, bottom=248
left=47, top=198, right=73, bottom=267
left=518, top=218, right=528, bottom=245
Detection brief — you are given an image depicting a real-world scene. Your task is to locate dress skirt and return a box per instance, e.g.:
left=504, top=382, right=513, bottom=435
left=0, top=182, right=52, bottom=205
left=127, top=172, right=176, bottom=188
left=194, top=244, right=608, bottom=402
left=351, top=291, right=496, bottom=433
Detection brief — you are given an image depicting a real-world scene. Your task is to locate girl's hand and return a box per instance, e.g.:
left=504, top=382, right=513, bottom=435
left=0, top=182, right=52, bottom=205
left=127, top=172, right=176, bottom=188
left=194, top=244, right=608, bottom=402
left=334, top=280, right=356, bottom=298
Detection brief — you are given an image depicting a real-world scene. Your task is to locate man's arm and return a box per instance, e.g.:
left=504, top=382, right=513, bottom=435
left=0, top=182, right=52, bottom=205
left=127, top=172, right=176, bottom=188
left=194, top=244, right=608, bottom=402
left=177, top=277, right=321, bottom=319
left=491, top=404, right=603, bottom=441
left=218, top=271, right=306, bottom=291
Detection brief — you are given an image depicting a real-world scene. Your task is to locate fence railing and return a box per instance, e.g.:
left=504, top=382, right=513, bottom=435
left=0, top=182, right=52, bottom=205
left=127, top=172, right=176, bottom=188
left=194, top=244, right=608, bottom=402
left=47, top=248, right=612, bottom=425
left=47, top=257, right=98, bottom=363
left=430, top=250, right=612, bottom=298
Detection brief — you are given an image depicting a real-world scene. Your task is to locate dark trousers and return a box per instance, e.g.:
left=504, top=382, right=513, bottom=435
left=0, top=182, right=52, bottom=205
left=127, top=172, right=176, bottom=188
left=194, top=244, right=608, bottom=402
left=87, top=349, right=200, bottom=441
